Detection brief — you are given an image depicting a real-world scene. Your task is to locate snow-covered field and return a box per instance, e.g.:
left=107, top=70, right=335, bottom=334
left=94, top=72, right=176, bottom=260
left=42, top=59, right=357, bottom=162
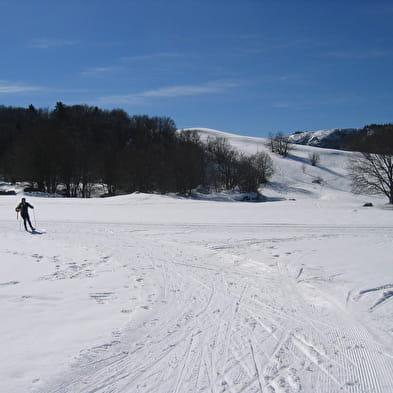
left=1, top=129, right=393, bottom=393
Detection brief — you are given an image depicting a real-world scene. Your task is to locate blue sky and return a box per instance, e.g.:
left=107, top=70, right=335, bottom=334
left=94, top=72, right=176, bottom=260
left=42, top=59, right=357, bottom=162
left=1, top=0, right=392, bottom=137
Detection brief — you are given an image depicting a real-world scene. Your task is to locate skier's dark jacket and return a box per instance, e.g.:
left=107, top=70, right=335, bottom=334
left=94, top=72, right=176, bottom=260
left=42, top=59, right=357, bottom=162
left=16, top=201, right=33, bottom=217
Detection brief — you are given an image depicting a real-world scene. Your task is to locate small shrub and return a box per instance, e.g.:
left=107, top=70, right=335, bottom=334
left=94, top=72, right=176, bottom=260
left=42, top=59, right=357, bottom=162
left=312, top=177, right=323, bottom=184
left=309, top=152, right=320, bottom=166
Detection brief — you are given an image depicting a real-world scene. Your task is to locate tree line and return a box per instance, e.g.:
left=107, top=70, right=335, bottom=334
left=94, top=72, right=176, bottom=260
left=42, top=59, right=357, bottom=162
left=0, top=103, right=274, bottom=197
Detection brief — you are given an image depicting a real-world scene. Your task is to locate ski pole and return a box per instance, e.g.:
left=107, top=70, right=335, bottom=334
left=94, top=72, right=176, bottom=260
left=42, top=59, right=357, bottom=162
left=33, top=209, right=37, bottom=228
left=17, top=211, right=22, bottom=231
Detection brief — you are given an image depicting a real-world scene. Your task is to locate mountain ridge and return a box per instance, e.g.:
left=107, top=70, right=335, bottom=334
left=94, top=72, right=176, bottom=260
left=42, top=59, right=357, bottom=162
left=288, top=127, right=362, bottom=149
left=181, top=126, right=363, bottom=150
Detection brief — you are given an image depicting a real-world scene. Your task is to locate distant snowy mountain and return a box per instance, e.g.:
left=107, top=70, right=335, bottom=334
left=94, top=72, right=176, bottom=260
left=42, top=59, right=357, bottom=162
left=288, top=128, right=361, bottom=149
left=181, top=126, right=362, bottom=150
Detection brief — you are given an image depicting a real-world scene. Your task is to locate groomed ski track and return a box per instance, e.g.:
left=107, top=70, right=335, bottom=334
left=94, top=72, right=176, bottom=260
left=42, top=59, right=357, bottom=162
left=32, top=220, right=393, bottom=393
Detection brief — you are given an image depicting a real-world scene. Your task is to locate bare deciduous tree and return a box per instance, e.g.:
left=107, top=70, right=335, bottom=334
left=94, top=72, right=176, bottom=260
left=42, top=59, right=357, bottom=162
left=267, top=132, right=293, bottom=157
left=206, top=136, right=239, bottom=190
left=237, top=151, right=274, bottom=193
left=251, top=151, right=274, bottom=184
left=349, top=152, right=393, bottom=204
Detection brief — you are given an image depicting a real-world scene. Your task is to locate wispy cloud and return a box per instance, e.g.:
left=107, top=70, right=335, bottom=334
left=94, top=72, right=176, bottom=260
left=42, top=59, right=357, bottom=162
left=0, top=80, right=44, bottom=94
left=79, top=66, right=123, bottom=77
left=141, top=81, right=239, bottom=97
left=81, top=52, right=187, bottom=77
left=93, top=80, right=240, bottom=106
left=121, top=52, right=185, bottom=62
left=238, top=38, right=318, bottom=56
left=29, top=38, right=78, bottom=49
left=0, top=80, right=88, bottom=95
left=321, top=49, right=391, bottom=59
left=272, top=74, right=308, bottom=85
left=272, top=102, right=292, bottom=109
left=271, top=91, right=365, bottom=111
left=271, top=101, right=312, bottom=110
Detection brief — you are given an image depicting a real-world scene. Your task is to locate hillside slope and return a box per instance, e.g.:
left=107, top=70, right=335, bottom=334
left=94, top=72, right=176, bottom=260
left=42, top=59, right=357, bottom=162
left=181, top=127, right=375, bottom=204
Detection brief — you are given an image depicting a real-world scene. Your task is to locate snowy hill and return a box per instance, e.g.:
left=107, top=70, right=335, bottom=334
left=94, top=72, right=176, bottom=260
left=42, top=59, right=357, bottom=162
left=181, top=127, right=360, bottom=202
left=1, top=128, right=393, bottom=393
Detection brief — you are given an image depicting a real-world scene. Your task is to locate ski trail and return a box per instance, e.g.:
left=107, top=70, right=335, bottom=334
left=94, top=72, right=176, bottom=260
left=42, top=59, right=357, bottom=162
left=249, top=339, right=264, bottom=393
left=219, top=283, right=248, bottom=378
left=173, top=332, right=196, bottom=393
left=34, top=223, right=393, bottom=393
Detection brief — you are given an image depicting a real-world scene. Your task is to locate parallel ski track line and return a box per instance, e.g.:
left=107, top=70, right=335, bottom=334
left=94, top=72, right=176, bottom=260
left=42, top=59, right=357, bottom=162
left=279, top=257, right=393, bottom=393
left=294, top=274, right=393, bottom=392
left=213, top=324, right=257, bottom=392
left=275, top=260, right=342, bottom=392
left=172, top=333, right=196, bottom=393
left=348, top=323, right=393, bottom=392
left=248, top=339, right=264, bottom=393
left=291, top=334, right=351, bottom=393
left=219, top=284, right=248, bottom=378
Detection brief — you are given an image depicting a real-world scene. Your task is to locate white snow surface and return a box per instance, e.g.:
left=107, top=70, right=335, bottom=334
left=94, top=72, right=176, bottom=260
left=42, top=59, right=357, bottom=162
left=1, top=128, right=393, bottom=393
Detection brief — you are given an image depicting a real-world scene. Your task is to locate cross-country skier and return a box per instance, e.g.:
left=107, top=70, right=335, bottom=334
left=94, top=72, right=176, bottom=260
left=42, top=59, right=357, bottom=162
left=15, top=197, right=35, bottom=231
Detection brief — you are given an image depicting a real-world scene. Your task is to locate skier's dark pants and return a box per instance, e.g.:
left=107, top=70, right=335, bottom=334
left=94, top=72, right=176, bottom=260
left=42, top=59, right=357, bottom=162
left=21, top=214, right=34, bottom=231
